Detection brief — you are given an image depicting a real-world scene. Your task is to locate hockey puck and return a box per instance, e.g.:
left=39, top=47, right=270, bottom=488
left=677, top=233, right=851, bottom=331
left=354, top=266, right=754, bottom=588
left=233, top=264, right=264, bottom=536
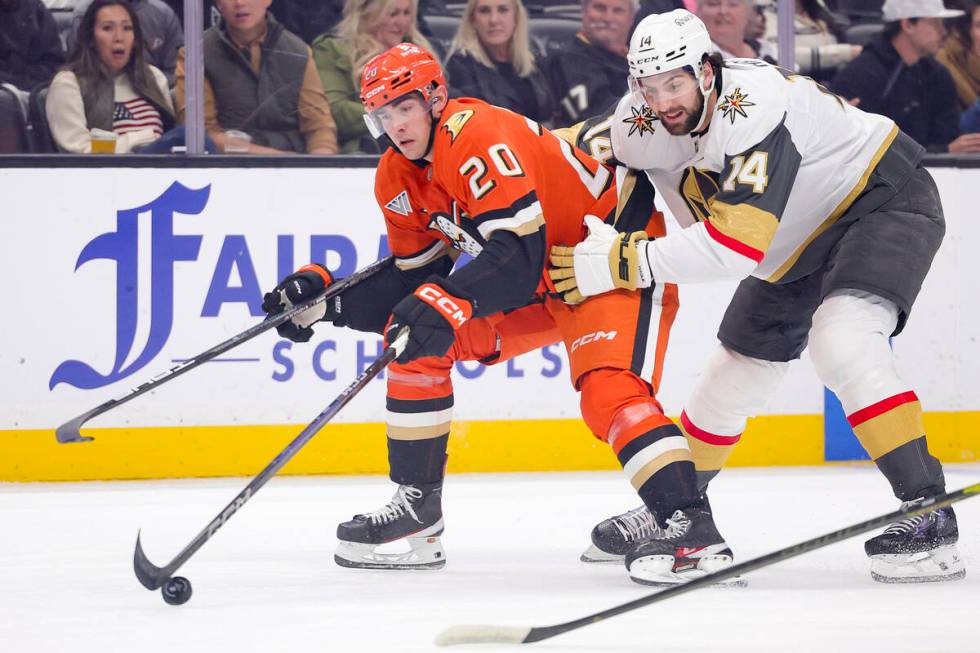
left=161, top=576, right=193, bottom=606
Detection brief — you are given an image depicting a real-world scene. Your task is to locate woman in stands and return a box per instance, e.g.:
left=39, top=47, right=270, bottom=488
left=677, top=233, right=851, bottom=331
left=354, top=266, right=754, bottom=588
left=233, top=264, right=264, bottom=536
left=445, top=0, right=554, bottom=125
left=312, top=0, right=436, bottom=153
left=937, top=0, right=980, bottom=111
left=46, top=0, right=183, bottom=153
left=760, top=0, right=861, bottom=84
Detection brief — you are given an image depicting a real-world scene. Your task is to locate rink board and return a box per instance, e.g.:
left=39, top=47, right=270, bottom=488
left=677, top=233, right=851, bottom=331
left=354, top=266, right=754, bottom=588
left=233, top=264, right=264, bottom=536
left=1, top=164, right=977, bottom=481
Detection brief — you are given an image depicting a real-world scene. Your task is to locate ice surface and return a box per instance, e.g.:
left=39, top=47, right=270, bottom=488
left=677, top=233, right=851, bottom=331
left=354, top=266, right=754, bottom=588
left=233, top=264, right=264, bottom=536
left=2, top=465, right=978, bottom=652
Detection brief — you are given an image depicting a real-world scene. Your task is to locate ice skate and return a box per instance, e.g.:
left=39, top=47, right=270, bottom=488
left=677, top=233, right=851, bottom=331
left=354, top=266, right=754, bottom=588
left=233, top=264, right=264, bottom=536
left=865, top=500, right=964, bottom=583
left=581, top=505, right=661, bottom=563
left=625, top=500, right=744, bottom=587
left=335, top=483, right=446, bottom=570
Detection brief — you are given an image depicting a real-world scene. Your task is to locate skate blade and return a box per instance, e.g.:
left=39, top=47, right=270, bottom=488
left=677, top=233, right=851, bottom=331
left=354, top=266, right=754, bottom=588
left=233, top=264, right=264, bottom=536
left=629, top=553, right=745, bottom=588
left=334, top=554, right=446, bottom=570
left=869, top=545, right=965, bottom=583
left=629, top=572, right=747, bottom=588
left=580, top=544, right=625, bottom=564
left=335, top=534, right=446, bottom=571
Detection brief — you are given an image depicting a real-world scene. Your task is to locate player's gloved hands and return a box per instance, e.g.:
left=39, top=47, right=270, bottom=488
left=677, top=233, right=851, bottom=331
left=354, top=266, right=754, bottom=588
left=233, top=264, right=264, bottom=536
left=261, top=263, right=340, bottom=343
left=548, top=215, right=649, bottom=304
left=384, top=280, right=473, bottom=364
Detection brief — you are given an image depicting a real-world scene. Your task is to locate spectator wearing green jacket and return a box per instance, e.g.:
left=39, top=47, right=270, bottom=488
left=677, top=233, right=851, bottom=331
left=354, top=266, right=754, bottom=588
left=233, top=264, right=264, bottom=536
left=311, top=0, right=436, bottom=153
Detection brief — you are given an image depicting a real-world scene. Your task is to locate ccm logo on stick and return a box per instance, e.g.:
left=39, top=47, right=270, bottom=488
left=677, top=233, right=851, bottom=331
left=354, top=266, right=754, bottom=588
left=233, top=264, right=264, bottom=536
left=417, top=284, right=472, bottom=328
left=571, top=330, right=617, bottom=353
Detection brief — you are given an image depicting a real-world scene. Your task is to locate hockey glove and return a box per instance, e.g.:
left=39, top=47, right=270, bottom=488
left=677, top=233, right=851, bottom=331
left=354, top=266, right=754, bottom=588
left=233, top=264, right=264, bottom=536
left=548, top=215, right=649, bottom=304
left=385, top=280, right=473, bottom=364
left=261, top=264, right=341, bottom=343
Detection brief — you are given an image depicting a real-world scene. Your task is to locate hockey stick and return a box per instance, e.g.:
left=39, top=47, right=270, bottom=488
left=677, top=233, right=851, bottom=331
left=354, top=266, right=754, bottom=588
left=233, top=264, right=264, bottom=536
left=435, top=482, right=980, bottom=647
left=55, top=256, right=393, bottom=443
left=133, top=327, right=409, bottom=593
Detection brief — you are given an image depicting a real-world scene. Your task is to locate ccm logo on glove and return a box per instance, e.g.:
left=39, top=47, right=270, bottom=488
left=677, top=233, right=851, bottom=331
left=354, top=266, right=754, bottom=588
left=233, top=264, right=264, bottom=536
left=415, top=283, right=473, bottom=329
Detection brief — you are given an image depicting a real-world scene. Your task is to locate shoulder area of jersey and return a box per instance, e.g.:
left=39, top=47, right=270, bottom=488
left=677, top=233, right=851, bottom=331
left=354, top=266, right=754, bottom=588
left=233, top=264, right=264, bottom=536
left=434, top=97, right=534, bottom=149
left=712, top=59, right=787, bottom=127
left=710, top=59, right=788, bottom=148
left=608, top=93, right=669, bottom=168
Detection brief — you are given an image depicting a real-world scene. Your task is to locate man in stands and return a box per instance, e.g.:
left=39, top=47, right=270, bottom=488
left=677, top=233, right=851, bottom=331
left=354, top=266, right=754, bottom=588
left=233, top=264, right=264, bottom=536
left=174, top=0, right=337, bottom=154
left=0, top=0, right=65, bottom=92
left=548, top=0, right=637, bottom=126
left=833, top=0, right=980, bottom=153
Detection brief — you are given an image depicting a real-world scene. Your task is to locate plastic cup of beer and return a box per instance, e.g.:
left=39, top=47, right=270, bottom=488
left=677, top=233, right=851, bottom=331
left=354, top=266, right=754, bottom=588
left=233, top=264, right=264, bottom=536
left=224, top=129, right=252, bottom=154
left=90, top=128, right=117, bottom=154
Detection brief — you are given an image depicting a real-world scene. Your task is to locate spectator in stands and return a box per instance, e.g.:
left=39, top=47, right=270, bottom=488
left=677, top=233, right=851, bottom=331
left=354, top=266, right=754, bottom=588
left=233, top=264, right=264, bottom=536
left=697, top=0, right=776, bottom=61
left=45, top=0, right=193, bottom=153
left=832, top=0, right=980, bottom=153
left=0, top=0, right=65, bottom=92
left=761, top=0, right=861, bottom=82
left=69, top=0, right=183, bottom=85
left=548, top=0, right=636, bottom=126
left=745, top=0, right=767, bottom=42
left=445, top=0, right=554, bottom=124
left=937, top=0, right=980, bottom=111
left=634, top=0, right=686, bottom=25
left=962, top=97, right=980, bottom=130
left=175, top=0, right=338, bottom=154
left=312, top=0, right=436, bottom=152
left=270, top=0, right=343, bottom=45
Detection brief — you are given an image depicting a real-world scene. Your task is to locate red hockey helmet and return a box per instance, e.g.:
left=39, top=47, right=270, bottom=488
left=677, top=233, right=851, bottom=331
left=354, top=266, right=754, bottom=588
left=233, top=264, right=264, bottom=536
left=360, top=43, right=446, bottom=137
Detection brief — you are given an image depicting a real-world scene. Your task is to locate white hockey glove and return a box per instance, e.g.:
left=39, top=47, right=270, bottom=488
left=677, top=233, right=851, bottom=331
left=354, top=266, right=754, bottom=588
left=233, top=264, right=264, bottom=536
left=548, top=215, right=649, bottom=304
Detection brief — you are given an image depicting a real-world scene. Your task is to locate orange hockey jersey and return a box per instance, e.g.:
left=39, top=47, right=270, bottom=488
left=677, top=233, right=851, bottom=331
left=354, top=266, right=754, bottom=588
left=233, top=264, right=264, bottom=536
left=374, top=97, right=623, bottom=316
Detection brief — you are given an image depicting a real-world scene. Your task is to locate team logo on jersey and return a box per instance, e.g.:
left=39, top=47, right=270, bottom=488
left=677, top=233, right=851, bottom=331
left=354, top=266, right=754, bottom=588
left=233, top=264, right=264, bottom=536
left=718, top=88, right=756, bottom=124
left=622, top=105, right=657, bottom=138
left=442, top=110, right=475, bottom=143
left=429, top=213, right=484, bottom=257
left=385, top=190, right=412, bottom=216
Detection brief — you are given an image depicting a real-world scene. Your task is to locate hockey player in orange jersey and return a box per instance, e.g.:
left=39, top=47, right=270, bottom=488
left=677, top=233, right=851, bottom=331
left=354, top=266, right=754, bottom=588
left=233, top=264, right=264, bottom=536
left=260, top=43, right=708, bottom=580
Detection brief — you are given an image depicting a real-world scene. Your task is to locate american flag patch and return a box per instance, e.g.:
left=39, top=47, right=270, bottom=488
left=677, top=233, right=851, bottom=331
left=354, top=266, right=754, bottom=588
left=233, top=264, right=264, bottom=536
left=112, top=98, right=163, bottom=136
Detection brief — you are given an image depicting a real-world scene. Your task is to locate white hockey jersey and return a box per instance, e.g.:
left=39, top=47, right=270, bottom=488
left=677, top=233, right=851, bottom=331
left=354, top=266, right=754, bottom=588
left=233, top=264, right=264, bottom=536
left=608, top=58, right=899, bottom=284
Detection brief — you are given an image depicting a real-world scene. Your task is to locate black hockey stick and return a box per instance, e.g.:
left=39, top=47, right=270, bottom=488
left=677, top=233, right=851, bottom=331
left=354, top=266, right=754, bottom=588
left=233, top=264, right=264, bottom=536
left=55, top=256, right=393, bottom=443
left=435, top=482, right=980, bottom=646
left=133, top=327, right=409, bottom=593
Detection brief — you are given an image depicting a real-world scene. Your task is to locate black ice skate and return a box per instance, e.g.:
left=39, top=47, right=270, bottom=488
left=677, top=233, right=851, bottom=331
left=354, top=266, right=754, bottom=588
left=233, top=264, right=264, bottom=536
left=865, top=499, right=964, bottom=583
left=581, top=505, right=661, bottom=563
left=334, top=483, right=446, bottom=570
left=625, top=500, right=743, bottom=587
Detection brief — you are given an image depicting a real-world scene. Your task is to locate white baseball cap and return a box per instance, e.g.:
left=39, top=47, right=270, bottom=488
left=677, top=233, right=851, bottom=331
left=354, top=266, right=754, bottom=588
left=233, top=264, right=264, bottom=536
left=882, top=0, right=964, bottom=22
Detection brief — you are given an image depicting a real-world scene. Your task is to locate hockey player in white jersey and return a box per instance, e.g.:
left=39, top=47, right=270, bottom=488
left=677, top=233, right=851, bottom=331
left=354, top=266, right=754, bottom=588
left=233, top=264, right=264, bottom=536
left=550, top=9, right=962, bottom=585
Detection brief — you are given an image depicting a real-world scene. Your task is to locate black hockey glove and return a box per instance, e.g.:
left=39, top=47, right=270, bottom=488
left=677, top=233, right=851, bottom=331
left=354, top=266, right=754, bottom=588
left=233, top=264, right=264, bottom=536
left=384, top=279, right=473, bottom=364
left=261, top=264, right=341, bottom=343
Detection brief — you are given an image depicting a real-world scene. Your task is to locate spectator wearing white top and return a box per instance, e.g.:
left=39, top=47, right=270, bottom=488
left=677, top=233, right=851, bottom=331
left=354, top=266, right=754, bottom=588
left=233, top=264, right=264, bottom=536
left=47, top=0, right=177, bottom=153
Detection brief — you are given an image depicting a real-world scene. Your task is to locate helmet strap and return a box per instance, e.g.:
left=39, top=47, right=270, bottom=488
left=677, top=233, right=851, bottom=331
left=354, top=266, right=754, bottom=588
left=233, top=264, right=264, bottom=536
left=408, top=113, right=439, bottom=163
left=409, top=90, right=441, bottom=163
left=692, top=66, right=713, bottom=133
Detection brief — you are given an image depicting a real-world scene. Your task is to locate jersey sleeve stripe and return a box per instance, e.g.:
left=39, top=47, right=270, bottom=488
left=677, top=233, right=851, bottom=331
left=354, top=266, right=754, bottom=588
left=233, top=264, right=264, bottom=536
left=477, top=206, right=545, bottom=239
left=704, top=207, right=776, bottom=263
left=472, top=191, right=546, bottom=239
left=707, top=201, right=777, bottom=256
left=470, top=190, right=539, bottom=225
left=394, top=240, right=451, bottom=271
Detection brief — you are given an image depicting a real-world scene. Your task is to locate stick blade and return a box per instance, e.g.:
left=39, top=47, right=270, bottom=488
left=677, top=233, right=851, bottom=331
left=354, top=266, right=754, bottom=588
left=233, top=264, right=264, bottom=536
left=434, top=625, right=532, bottom=647
left=133, top=530, right=168, bottom=590
left=54, top=411, right=97, bottom=443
